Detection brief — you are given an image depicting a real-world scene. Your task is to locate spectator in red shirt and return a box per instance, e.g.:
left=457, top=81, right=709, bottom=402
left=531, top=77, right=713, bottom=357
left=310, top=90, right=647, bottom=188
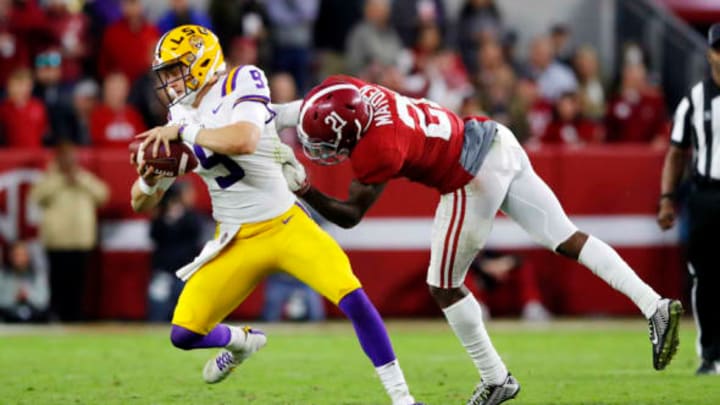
left=0, top=68, right=47, bottom=148
left=541, top=91, right=603, bottom=146
left=605, top=62, right=668, bottom=146
left=90, top=72, right=145, bottom=148
left=5, top=0, right=46, bottom=57
left=511, top=75, right=554, bottom=145
left=44, top=0, right=90, bottom=83
left=98, top=0, right=159, bottom=84
left=409, top=23, right=471, bottom=112
left=0, top=0, right=31, bottom=92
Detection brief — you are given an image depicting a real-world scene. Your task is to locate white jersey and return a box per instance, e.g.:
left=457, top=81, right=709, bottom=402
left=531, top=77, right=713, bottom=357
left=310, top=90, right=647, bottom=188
left=168, top=65, right=295, bottom=225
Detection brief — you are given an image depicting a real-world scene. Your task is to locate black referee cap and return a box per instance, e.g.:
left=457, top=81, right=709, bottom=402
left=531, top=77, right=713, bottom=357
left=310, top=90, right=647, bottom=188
left=709, top=23, right=720, bottom=48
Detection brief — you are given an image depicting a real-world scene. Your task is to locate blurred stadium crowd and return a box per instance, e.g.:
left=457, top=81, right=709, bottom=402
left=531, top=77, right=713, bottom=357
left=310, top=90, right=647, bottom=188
left=0, top=0, right=686, bottom=323
left=0, top=0, right=672, bottom=150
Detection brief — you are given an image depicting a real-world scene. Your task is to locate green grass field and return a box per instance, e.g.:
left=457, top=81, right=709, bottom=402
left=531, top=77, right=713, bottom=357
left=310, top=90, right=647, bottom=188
left=0, top=320, right=718, bottom=405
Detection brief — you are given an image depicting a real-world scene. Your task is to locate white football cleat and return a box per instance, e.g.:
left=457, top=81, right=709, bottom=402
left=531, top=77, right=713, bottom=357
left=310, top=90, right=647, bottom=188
left=648, top=299, right=683, bottom=370
left=203, top=327, right=267, bottom=384
left=467, top=373, right=520, bottom=405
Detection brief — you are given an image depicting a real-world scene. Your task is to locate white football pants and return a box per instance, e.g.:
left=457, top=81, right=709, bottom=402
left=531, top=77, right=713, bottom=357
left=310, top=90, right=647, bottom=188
left=427, top=124, right=577, bottom=288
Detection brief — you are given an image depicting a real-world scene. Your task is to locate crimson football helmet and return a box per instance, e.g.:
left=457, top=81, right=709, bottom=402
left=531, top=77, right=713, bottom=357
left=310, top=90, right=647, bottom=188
left=297, top=83, right=372, bottom=165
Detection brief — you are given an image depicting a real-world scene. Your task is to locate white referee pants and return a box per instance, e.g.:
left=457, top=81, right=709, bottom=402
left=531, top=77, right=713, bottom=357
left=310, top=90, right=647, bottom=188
left=427, top=124, right=577, bottom=288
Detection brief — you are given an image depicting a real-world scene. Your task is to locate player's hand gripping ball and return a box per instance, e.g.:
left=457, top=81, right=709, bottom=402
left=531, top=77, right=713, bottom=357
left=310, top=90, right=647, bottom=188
left=129, top=139, right=198, bottom=177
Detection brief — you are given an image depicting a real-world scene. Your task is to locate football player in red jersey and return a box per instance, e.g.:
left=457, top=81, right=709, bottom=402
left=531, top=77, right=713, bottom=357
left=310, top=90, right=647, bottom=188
left=274, top=75, right=683, bottom=405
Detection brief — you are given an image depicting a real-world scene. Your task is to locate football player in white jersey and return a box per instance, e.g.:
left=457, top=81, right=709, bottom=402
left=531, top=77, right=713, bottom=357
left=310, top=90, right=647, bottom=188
left=129, top=25, right=420, bottom=405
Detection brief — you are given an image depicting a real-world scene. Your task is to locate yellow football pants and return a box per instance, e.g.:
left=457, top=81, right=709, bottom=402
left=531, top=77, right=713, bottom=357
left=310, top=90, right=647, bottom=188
left=172, top=204, right=361, bottom=334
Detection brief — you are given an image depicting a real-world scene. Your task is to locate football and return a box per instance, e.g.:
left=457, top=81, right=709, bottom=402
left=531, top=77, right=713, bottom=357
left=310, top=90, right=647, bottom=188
left=129, top=140, right=198, bottom=177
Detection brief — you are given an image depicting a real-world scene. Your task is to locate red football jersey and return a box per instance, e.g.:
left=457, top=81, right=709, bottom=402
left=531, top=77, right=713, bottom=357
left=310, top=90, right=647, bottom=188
left=318, top=75, right=473, bottom=194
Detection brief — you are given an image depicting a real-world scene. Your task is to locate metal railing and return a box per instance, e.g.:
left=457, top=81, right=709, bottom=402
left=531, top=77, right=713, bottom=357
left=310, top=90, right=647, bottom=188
left=616, top=0, right=708, bottom=108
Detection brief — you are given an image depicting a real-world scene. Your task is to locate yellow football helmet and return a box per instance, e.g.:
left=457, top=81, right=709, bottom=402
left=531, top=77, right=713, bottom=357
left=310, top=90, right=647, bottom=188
left=153, top=25, right=226, bottom=107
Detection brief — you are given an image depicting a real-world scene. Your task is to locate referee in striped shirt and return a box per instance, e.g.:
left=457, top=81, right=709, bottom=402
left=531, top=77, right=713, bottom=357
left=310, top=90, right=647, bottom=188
left=658, top=23, right=720, bottom=376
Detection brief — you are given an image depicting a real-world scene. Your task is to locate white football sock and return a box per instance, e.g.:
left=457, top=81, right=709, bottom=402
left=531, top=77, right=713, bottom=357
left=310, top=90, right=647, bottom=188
left=225, top=325, right=248, bottom=352
left=375, top=360, right=415, bottom=405
left=578, top=235, right=661, bottom=318
left=443, top=294, right=507, bottom=385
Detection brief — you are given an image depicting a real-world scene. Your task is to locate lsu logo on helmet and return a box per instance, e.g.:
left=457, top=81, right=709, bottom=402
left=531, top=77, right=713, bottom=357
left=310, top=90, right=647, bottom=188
left=153, top=25, right=226, bottom=107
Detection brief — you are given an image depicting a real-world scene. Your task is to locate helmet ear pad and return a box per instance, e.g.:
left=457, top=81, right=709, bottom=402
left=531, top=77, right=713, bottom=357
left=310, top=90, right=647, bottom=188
left=297, top=84, right=371, bottom=164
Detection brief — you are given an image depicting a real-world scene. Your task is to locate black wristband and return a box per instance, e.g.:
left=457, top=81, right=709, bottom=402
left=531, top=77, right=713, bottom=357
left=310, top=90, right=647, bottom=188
left=659, top=192, right=676, bottom=201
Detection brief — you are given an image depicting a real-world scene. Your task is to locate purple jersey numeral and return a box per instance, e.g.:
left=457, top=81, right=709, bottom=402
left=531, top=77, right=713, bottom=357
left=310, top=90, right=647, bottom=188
left=250, top=69, right=265, bottom=89
left=193, top=145, right=245, bottom=189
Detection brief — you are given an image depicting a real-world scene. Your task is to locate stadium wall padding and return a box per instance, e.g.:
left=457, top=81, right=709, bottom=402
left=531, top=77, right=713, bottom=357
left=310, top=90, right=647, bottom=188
left=0, top=145, right=685, bottom=319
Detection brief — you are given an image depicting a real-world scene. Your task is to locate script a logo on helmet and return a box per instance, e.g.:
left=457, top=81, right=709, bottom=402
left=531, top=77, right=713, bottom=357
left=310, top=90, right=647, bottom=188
left=324, top=111, right=347, bottom=138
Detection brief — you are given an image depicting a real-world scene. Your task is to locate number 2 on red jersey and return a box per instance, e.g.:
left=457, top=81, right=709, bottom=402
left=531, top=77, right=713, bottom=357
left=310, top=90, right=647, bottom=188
left=394, top=94, right=452, bottom=140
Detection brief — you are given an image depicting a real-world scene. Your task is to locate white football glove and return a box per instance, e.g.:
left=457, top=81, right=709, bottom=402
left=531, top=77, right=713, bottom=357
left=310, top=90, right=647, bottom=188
left=277, top=143, right=310, bottom=195
left=282, top=162, right=309, bottom=195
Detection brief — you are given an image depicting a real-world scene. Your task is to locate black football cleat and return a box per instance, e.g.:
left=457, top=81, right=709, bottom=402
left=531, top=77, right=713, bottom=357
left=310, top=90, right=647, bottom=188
left=696, top=360, right=720, bottom=375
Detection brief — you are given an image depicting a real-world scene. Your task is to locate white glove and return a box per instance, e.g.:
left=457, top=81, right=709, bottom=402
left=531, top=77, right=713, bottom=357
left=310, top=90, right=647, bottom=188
left=282, top=161, right=309, bottom=195
left=277, top=143, right=310, bottom=195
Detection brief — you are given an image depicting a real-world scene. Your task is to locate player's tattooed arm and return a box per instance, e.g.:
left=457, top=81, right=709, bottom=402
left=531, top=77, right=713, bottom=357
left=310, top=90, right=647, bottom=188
left=302, top=180, right=386, bottom=228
